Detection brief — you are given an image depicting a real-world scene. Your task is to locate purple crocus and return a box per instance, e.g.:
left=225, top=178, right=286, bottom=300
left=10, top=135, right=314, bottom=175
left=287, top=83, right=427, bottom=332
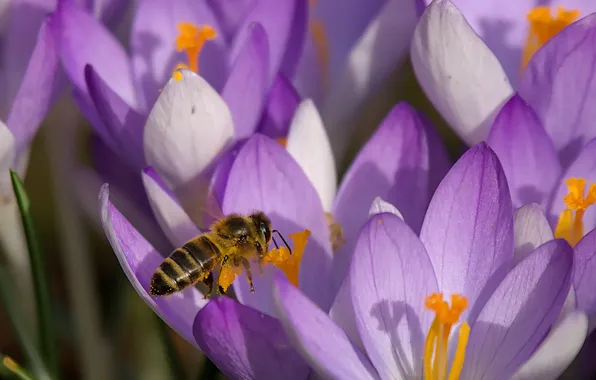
left=410, top=0, right=596, bottom=158
left=99, top=68, right=450, bottom=377
left=273, top=144, right=594, bottom=380
left=294, top=0, right=424, bottom=161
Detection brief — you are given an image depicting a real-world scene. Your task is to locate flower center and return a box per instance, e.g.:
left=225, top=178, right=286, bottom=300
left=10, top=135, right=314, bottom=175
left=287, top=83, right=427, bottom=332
left=424, top=293, right=470, bottom=380
left=308, top=0, right=330, bottom=91
left=554, top=177, right=596, bottom=247
left=522, top=6, right=580, bottom=69
left=172, top=22, right=217, bottom=81
left=217, top=230, right=311, bottom=291
left=275, top=138, right=288, bottom=147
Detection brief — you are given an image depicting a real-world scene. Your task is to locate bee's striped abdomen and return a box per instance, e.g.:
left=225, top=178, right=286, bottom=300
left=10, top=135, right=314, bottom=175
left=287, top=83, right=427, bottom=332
left=150, top=236, right=220, bottom=296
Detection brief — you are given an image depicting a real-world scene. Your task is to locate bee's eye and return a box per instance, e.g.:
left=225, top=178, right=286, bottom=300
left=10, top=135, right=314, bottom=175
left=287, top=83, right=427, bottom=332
left=260, top=222, right=271, bottom=242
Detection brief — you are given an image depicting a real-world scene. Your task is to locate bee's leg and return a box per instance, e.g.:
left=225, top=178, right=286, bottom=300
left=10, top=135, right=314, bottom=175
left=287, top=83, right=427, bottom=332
left=215, top=255, right=229, bottom=295
left=201, top=272, right=214, bottom=299
left=240, top=257, right=255, bottom=293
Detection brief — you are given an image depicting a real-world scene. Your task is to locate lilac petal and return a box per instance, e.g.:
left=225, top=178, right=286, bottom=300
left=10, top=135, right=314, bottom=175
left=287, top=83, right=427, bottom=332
left=411, top=0, right=513, bottom=146
left=0, top=121, right=16, bottom=194
left=548, top=138, right=596, bottom=231
left=461, top=239, right=573, bottom=380
left=99, top=184, right=208, bottom=347
left=322, top=0, right=418, bottom=163
left=130, top=0, right=225, bottom=110
left=54, top=1, right=136, bottom=108
left=518, top=13, right=596, bottom=167
left=487, top=95, right=561, bottom=209
left=350, top=213, right=438, bottom=379
left=141, top=167, right=200, bottom=248
left=194, top=296, right=310, bottom=380
left=206, top=0, right=255, bottom=42
left=286, top=99, right=337, bottom=211
left=273, top=274, right=377, bottom=380
left=311, top=0, right=385, bottom=80
left=420, top=143, right=514, bottom=315
left=7, top=17, right=59, bottom=155
left=573, top=228, right=596, bottom=316
left=232, top=0, right=300, bottom=82
left=368, top=197, right=404, bottom=221
left=85, top=65, right=145, bottom=170
left=329, top=276, right=365, bottom=353
left=512, top=311, right=588, bottom=380
left=222, top=134, right=332, bottom=316
left=221, top=23, right=269, bottom=140
left=513, top=204, right=554, bottom=264
left=278, top=0, right=307, bottom=78
left=332, top=103, right=438, bottom=288
left=257, top=74, right=301, bottom=139
left=144, top=69, right=234, bottom=191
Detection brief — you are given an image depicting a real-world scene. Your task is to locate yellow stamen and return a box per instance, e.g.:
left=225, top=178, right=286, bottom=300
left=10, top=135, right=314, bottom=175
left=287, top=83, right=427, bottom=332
left=555, top=177, right=596, bottom=247
left=262, top=230, right=310, bottom=286
left=522, top=7, right=580, bottom=69
left=325, top=212, right=345, bottom=252
left=173, top=22, right=217, bottom=80
left=217, top=264, right=242, bottom=293
left=310, top=19, right=330, bottom=91
left=275, top=137, right=288, bottom=147
left=423, top=293, right=470, bottom=380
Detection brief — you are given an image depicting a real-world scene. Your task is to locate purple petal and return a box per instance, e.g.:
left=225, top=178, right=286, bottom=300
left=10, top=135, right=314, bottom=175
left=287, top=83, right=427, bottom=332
left=257, top=74, right=301, bottom=139
left=142, top=167, right=200, bottom=248
left=7, top=16, right=59, bottom=156
left=54, top=1, right=136, bottom=108
left=85, top=64, right=145, bottom=170
left=144, top=69, right=234, bottom=191
left=129, top=0, right=226, bottom=111
left=350, top=213, right=438, bottom=379
left=278, top=0, right=307, bottom=78
left=487, top=95, right=561, bottom=209
left=332, top=103, right=440, bottom=288
left=548, top=138, right=596, bottom=231
left=273, top=274, right=377, bottom=380
left=573, top=228, right=596, bottom=316
left=232, top=0, right=300, bottom=82
left=206, top=0, right=255, bottom=43
left=513, top=204, right=554, bottom=264
left=193, top=296, right=309, bottom=380
left=518, top=13, right=596, bottom=167
left=99, top=184, right=208, bottom=347
left=221, top=23, right=269, bottom=140
left=329, top=275, right=365, bottom=353
left=461, top=239, right=573, bottom=380
left=419, top=143, right=514, bottom=316
left=222, top=134, right=332, bottom=316
left=368, top=197, right=404, bottom=220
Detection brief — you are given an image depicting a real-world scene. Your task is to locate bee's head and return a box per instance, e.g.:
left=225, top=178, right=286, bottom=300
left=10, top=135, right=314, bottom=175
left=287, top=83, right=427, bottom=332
left=250, top=211, right=272, bottom=252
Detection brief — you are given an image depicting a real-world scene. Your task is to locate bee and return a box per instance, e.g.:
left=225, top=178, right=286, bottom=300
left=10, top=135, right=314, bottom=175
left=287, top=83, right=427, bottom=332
left=149, top=211, right=291, bottom=297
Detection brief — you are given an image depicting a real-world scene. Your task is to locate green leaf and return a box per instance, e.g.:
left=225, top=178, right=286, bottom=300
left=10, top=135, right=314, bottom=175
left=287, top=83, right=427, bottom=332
left=9, top=170, right=58, bottom=378
left=0, top=266, right=51, bottom=380
left=155, top=316, right=186, bottom=380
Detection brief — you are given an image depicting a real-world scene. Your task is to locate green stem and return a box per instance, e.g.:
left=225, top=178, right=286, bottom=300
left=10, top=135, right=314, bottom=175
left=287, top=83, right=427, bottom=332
left=9, top=170, right=58, bottom=378
left=0, top=266, right=51, bottom=380
left=155, top=316, right=186, bottom=380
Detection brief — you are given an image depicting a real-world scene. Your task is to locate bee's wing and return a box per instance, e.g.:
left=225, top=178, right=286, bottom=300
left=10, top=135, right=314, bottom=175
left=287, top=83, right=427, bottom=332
left=177, top=174, right=225, bottom=229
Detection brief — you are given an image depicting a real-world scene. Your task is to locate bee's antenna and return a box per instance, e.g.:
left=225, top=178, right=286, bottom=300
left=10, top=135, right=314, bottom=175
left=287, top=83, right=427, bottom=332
left=272, top=230, right=292, bottom=255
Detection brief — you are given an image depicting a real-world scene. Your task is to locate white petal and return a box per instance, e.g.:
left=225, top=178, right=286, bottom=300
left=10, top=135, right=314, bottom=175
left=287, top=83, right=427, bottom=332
left=411, top=0, right=513, bottom=146
left=368, top=196, right=404, bottom=220
left=511, top=311, right=588, bottom=380
left=0, top=120, right=15, bottom=195
left=142, top=168, right=200, bottom=247
left=144, top=70, right=235, bottom=190
left=322, top=0, right=418, bottom=163
left=286, top=99, right=337, bottom=211
left=513, top=203, right=554, bottom=264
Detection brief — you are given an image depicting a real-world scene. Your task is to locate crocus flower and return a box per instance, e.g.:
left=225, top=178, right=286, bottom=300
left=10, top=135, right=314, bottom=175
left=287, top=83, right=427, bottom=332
left=411, top=0, right=596, bottom=160
left=273, top=144, right=594, bottom=380
left=99, top=64, right=450, bottom=378
left=293, top=0, right=423, bottom=162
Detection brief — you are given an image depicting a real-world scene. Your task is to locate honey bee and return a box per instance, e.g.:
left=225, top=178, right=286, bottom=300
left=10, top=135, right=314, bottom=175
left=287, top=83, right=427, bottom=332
left=150, top=211, right=290, bottom=297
